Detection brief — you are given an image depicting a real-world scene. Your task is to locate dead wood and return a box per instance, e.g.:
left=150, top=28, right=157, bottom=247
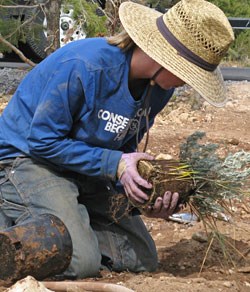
left=43, top=280, right=134, bottom=292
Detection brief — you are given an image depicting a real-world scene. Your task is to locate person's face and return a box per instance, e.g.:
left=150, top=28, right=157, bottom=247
left=154, top=68, right=185, bottom=90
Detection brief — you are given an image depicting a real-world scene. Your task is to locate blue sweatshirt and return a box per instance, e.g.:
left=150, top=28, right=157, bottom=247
left=0, top=38, right=174, bottom=180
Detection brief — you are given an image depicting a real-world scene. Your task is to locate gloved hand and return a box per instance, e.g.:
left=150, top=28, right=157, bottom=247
left=117, top=152, right=154, bottom=204
left=142, top=191, right=180, bottom=220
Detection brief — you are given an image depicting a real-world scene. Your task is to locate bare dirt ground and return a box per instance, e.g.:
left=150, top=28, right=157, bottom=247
left=98, top=80, right=250, bottom=292
left=0, top=80, right=250, bottom=291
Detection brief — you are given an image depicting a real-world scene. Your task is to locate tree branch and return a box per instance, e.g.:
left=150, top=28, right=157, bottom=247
left=0, top=34, right=36, bottom=67
left=0, top=0, right=50, bottom=9
left=43, top=280, right=134, bottom=292
left=5, top=11, right=40, bottom=41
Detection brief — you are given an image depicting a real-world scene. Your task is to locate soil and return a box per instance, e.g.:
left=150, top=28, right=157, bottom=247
left=0, top=80, right=250, bottom=291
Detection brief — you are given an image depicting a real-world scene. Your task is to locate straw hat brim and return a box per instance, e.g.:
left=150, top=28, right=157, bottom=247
left=119, top=2, right=227, bottom=107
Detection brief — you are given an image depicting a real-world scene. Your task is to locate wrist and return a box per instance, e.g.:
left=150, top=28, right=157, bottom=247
left=117, top=158, right=126, bottom=180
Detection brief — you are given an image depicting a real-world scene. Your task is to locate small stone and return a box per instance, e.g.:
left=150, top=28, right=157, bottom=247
left=155, top=153, right=173, bottom=160
left=241, top=214, right=250, bottom=219
left=188, top=116, right=198, bottom=122
left=6, top=276, right=53, bottom=292
left=223, top=281, right=233, bottom=288
left=178, top=112, right=189, bottom=121
left=244, top=281, right=250, bottom=287
left=238, top=266, right=250, bottom=273
left=192, top=231, right=208, bottom=243
left=204, top=114, right=213, bottom=122
left=228, top=138, right=240, bottom=145
left=191, top=278, right=206, bottom=284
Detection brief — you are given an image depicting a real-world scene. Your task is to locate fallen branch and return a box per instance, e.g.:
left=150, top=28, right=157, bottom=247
left=0, top=35, right=35, bottom=67
left=43, top=281, right=135, bottom=292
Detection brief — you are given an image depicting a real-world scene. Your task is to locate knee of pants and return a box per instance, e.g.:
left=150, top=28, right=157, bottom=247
left=65, top=245, right=102, bottom=279
left=0, top=210, right=12, bottom=229
left=63, top=204, right=102, bottom=279
left=142, top=248, right=158, bottom=272
left=130, top=240, right=158, bottom=273
left=93, top=220, right=158, bottom=274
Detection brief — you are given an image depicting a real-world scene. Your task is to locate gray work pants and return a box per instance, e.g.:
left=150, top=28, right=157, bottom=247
left=0, top=157, right=158, bottom=279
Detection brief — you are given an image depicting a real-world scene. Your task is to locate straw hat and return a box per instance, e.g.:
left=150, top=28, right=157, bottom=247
left=119, top=0, right=234, bottom=107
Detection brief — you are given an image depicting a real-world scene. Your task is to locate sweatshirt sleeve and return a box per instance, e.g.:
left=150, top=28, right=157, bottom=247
left=27, top=61, right=122, bottom=180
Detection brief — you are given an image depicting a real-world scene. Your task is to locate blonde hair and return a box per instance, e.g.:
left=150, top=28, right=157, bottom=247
left=106, top=30, right=135, bottom=52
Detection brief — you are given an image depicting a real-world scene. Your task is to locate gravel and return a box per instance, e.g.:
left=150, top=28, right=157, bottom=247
left=0, top=67, right=248, bottom=98
left=0, top=67, right=29, bottom=95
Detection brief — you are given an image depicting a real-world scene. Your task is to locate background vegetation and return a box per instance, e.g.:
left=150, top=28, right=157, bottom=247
left=0, top=0, right=249, bottom=65
left=209, top=0, right=250, bottom=65
left=147, top=0, right=250, bottom=65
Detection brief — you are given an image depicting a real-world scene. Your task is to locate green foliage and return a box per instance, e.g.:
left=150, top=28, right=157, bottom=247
left=180, top=131, right=250, bottom=219
left=180, top=131, right=220, bottom=176
left=148, top=0, right=250, bottom=64
left=0, top=0, right=107, bottom=55
left=209, top=0, right=250, bottom=17
left=0, top=0, right=249, bottom=62
left=179, top=132, right=250, bottom=262
left=228, top=30, right=250, bottom=65
left=63, top=0, right=107, bottom=37
left=147, top=0, right=179, bottom=11
left=205, top=1, right=250, bottom=64
left=149, top=0, right=250, bottom=16
left=0, top=4, right=28, bottom=53
left=220, top=151, right=250, bottom=181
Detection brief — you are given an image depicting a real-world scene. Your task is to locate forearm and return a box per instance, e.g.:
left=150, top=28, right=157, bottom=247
left=28, top=137, right=123, bottom=180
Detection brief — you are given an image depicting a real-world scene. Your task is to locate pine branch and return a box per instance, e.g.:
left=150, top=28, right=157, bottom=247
left=0, top=34, right=35, bottom=67
left=4, top=11, right=39, bottom=40
left=0, top=0, right=50, bottom=9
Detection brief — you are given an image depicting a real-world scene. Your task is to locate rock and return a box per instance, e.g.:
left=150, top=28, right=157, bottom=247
left=0, top=68, right=28, bottom=95
left=192, top=231, right=208, bottom=243
left=228, top=138, right=240, bottom=145
left=6, top=276, right=53, bottom=292
left=237, top=266, right=250, bottom=273
left=223, top=281, right=233, bottom=288
left=155, top=153, right=173, bottom=160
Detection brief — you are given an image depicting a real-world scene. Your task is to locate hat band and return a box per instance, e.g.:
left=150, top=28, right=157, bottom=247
left=156, top=16, right=218, bottom=72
